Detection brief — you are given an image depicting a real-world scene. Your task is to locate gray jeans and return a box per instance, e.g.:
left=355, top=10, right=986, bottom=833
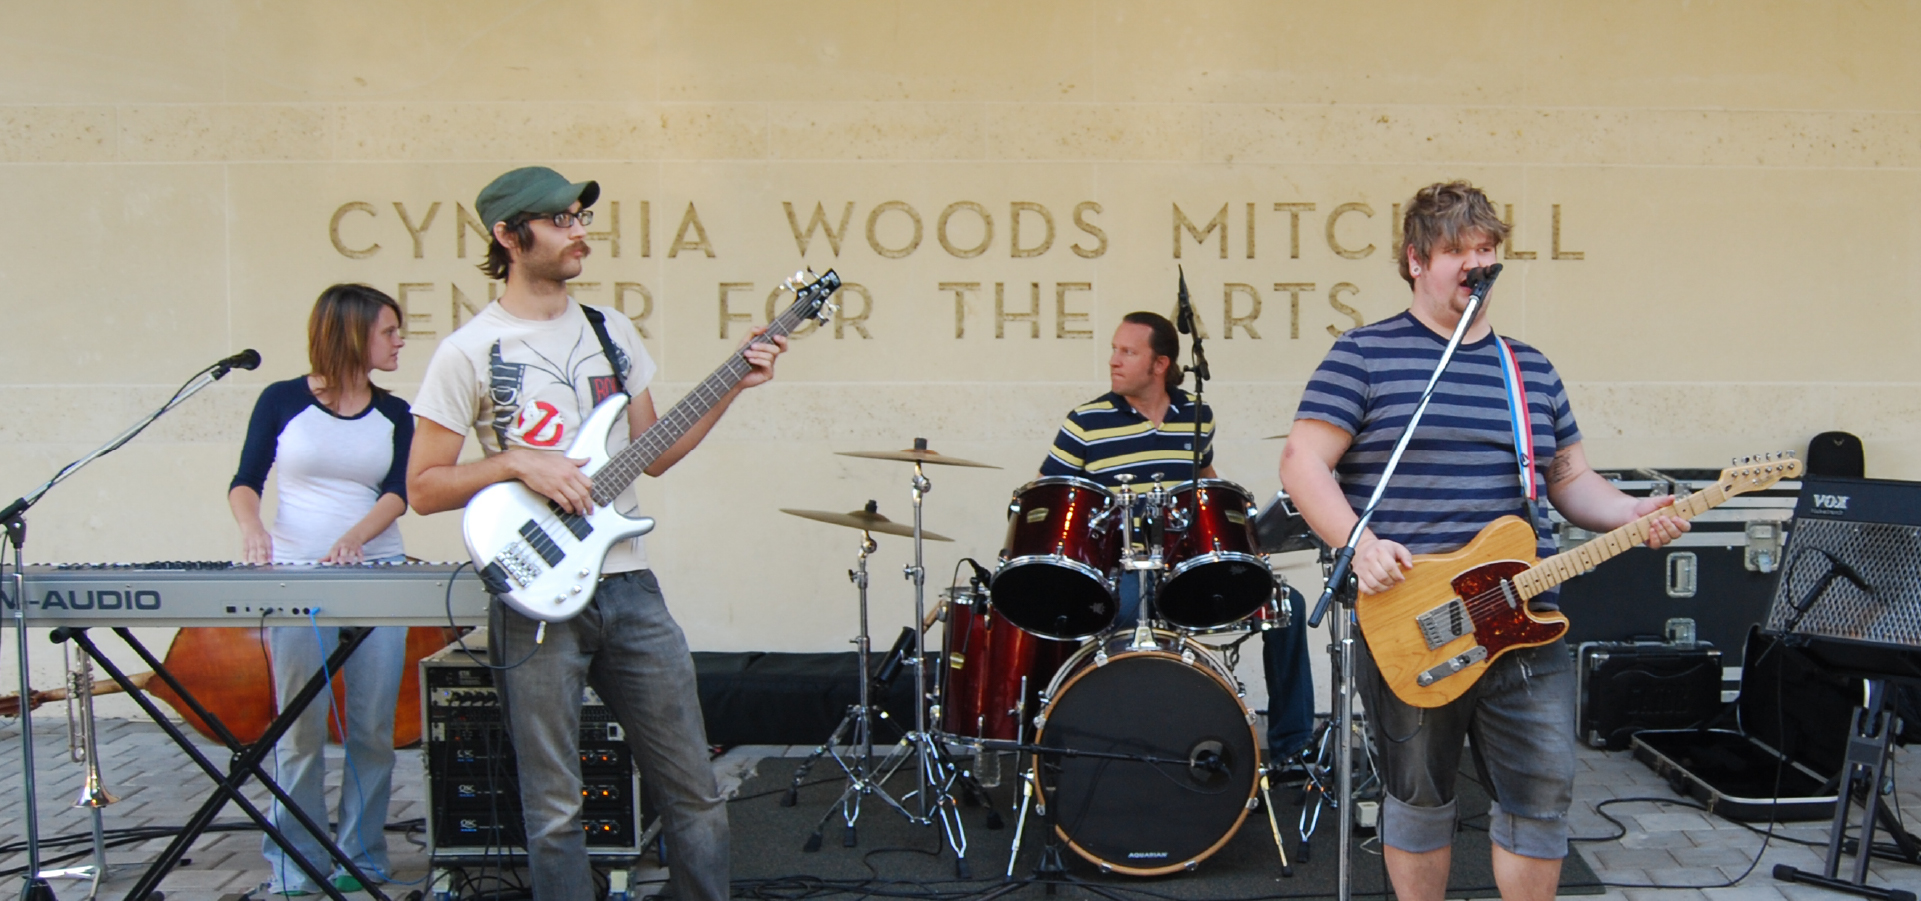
left=489, top=570, right=729, bottom=901
left=1356, top=638, right=1576, bottom=859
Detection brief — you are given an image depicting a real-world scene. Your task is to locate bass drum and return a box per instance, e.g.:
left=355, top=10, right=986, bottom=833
left=938, top=586, right=1076, bottom=742
left=990, top=476, right=1120, bottom=640
left=1159, top=479, right=1274, bottom=631
left=1033, top=630, right=1260, bottom=876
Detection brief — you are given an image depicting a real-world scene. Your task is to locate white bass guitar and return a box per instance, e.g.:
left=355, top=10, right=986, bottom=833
left=463, top=269, right=840, bottom=621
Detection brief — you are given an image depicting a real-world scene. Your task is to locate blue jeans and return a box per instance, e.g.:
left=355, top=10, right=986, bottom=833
left=261, top=618, right=407, bottom=893
left=489, top=570, right=729, bottom=901
left=1261, top=585, right=1315, bottom=759
left=1356, top=638, right=1576, bottom=859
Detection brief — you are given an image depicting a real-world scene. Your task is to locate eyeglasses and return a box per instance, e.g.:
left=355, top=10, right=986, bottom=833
left=517, top=209, right=595, bottom=229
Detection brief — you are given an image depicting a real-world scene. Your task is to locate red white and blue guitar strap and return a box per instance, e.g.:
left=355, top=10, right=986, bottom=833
left=1492, top=336, right=1542, bottom=534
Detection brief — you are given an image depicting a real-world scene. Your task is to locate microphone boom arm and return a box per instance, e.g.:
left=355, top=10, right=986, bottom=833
left=1, top=358, right=245, bottom=524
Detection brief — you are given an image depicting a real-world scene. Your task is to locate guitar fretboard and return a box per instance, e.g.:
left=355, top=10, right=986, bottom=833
left=588, top=285, right=829, bottom=506
left=1511, top=484, right=1730, bottom=600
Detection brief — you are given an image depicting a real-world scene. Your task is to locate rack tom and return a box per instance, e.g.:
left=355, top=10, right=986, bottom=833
left=990, top=476, right=1120, bottom=640
left=1158, top=479, right=1274, bottom=631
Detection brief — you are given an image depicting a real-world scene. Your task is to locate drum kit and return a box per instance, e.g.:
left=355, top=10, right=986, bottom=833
left=779, top=438, right=1301, bottom=880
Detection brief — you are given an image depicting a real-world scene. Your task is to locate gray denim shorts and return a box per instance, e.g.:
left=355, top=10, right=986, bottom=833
left=1356, top=638, right=1576, bottom=859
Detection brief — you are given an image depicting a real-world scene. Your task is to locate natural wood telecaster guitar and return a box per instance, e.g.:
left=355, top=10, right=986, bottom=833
left=1355, top=454, right=1803, bottom=708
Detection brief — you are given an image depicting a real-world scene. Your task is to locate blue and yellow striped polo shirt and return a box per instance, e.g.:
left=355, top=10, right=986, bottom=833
left=1040, top=389, right=1215, bottom=490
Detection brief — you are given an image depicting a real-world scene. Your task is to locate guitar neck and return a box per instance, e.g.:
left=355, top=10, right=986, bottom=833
left=587, top=308, right=805, bottom=506
left=1512, top=484, right=1730, bottom=600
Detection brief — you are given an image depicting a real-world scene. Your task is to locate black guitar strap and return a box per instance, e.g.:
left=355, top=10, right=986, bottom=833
left=580, top=305, right=630, bottom=398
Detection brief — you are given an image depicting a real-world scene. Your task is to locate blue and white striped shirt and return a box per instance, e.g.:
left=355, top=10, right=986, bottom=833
left=1041, top=389, right=1215, bottom=490
left=1294, top=311, right=1579, bottom=560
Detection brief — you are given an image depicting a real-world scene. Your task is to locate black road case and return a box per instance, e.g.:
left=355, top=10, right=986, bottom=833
left=1630, top=630, right=1860, bottom=822
left=1576, top=641, right=1724, bottom=751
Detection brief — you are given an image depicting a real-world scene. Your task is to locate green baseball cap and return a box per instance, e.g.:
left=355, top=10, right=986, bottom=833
left=476, top=166, right=600, bottom=231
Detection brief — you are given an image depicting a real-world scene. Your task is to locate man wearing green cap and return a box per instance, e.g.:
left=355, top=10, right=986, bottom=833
left=408, top=166, right=784, bottom=901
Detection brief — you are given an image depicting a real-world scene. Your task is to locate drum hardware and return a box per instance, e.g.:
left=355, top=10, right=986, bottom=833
left=1112, top=473, right=1167, bottom=652
left=800, top=440, right=997, bottom=877
left=779, top=500, right=969, bottom=855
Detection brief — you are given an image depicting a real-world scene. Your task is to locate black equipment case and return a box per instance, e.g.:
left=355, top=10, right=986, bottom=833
left=1551, top=468, right=1800, bottom=664
left=1630, top=629, right=1860, bottom=822
left=1576, top=641, right=1724, bottom=751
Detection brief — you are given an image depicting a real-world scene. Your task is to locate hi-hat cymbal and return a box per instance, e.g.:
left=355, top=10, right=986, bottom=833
left=836, top=448, right=1000, bottom=469
left=780, top=507, right=955, bottom=542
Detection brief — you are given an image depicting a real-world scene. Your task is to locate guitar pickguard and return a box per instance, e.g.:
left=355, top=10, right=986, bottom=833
left=1449, top=559, right=1564, bottom=657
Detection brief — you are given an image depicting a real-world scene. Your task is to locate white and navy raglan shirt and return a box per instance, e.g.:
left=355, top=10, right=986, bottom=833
left=230, top=377, right=413, bottom=564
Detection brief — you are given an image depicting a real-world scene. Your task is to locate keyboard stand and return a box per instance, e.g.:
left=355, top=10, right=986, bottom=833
left=57, top=626, right=391, bottom=901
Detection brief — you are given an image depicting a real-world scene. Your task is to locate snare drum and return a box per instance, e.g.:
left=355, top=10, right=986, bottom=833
left=990, top=477, right=1120, bottom=640
left=1158, top=479, right=1274, bottom=631
left=1033, top=629, right=1260, bottom=876
left=937, top=586, right=1076, bottom=742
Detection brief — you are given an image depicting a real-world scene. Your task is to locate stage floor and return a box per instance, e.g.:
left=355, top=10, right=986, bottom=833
left=1, top=716, right=1916, bottom=900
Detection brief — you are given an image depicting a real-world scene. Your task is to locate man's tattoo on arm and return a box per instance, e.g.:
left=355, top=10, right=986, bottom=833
left=1547, top=453, right=1577, bottom=486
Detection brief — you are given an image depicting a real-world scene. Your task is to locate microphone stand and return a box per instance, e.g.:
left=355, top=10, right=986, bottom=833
left=1, top=357, right=249, bottom=901
left=1304, top=264, right=1501, bottom=901
left=1177, top=266, right=1208, bottom=500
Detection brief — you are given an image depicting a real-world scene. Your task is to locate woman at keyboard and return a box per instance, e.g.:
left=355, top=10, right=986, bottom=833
left=227, top=283, right=412, bottom=897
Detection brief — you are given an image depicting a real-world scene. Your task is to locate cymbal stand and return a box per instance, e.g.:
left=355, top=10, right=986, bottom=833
left=793, top=444, right=973, bottom=876
left=786, top=510, right=893, bottom=848
left=901, top=446, right=973, bottom=876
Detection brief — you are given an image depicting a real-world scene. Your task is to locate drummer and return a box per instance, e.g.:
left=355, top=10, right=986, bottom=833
left=1039, top=310, right=1316, bottom=770
left=1038, top=311, right=1216, bottom=625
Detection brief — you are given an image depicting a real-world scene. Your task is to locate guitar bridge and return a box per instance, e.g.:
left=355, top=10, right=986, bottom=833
left=492, top=540, right=547, bottom=589
left=1415, top=598, right=1474, bottom=650
left=1415, top=645, right=1489, bottom=687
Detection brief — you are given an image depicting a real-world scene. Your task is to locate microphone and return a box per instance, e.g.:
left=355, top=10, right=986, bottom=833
left=1814, top=548, right=1874, bottom=594
left=1463, top=264, right=1504, bottom=306
left=964, top=558, right=995, bottom=588
left=1175, top=266, right=1194, bottom=335
left=212, top=349, right=261, bottom=377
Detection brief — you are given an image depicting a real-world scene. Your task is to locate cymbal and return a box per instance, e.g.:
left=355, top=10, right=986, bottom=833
left=1263, top=431, right=1290, bottom=440
left=780, top=507, right=955, bottom=542
left=836, top=448, right=1001, bottom=469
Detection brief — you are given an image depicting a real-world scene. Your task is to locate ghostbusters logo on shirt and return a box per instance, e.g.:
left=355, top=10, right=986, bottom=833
left=516, top=401, right=567, bottom=447
left=484, top=327, right=631, bottom=452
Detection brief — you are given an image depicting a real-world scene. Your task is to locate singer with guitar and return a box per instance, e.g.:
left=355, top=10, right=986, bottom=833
left=1278, top=181, right=1689, bottom=901
left=406, top=167, right=785, bottom=901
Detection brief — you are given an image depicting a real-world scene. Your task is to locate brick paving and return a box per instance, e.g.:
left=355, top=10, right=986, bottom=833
left=1, top=714, right=1917, bottom=900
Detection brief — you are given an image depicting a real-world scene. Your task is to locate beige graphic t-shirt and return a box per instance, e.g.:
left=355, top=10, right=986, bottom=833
left=413, top=299, right=658, bottom=572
